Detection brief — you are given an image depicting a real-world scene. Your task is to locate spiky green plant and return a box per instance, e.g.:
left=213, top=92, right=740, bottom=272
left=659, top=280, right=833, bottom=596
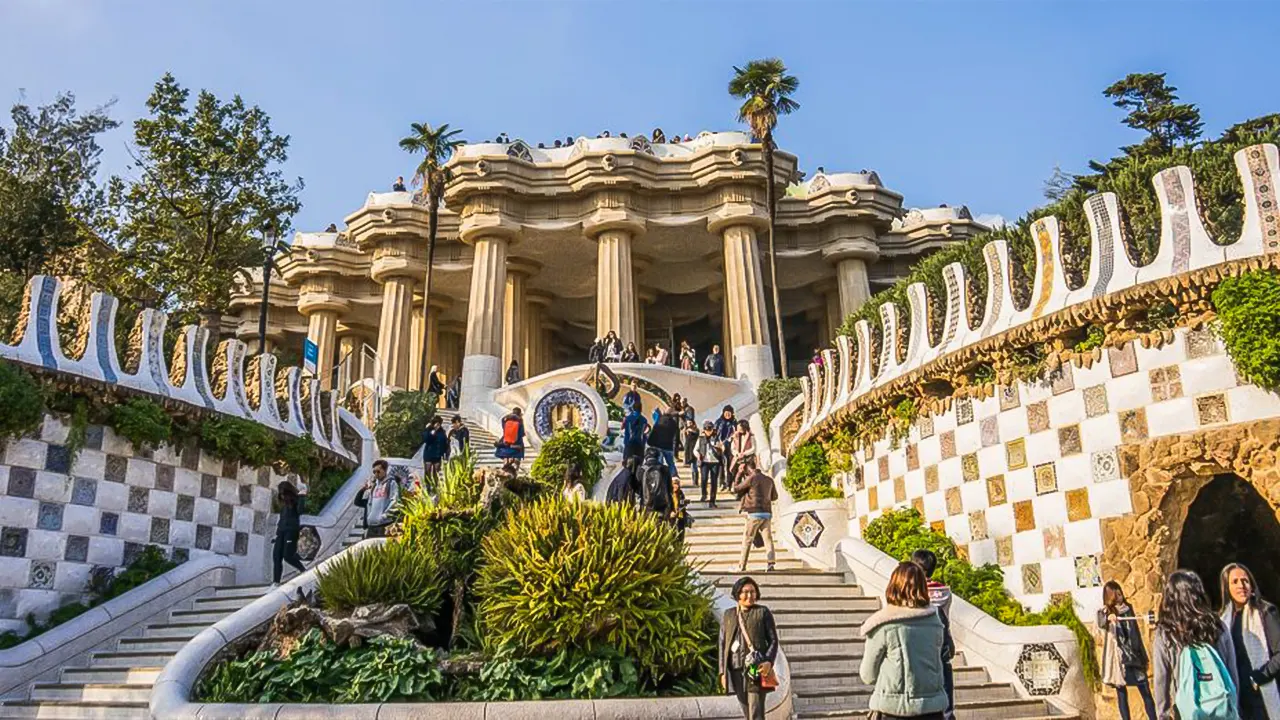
left=316, top=540, right=444, bottom=620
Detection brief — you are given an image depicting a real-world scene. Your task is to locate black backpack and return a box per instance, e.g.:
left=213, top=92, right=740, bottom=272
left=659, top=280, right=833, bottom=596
left=640, top=462, right=671, bottom=515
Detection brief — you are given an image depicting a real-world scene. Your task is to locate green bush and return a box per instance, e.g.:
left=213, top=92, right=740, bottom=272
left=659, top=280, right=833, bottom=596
left=306, top=465, right=350, bottom=513
left=1213, top=269, right=1280, bottom=390
left=279, top=434, right=320, bottom=479
left=317, top=540, right=445, bottom=621
left=784, top=443, right=841, bottom=501
left=110, top=397, right=172, bottom=450
left=0, top=360, right=44, bottom=442
left=200, top=415, right=277, bottom=467
left=475, top=497, right=714, bottom=682
left=454, top=646, right=643, bottom=701
left=374, top=390, right=437, bottom=458
left=864, top=508, right=1100, bottom=687
left=758, top=377, right=802, bottom=427
left=529, top=427, right=605, bottom=495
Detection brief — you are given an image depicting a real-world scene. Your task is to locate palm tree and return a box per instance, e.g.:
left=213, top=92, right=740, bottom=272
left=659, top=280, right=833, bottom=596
left=729, top=58, right=799, bottom=378
left=399, top=122, right=464, bottom=390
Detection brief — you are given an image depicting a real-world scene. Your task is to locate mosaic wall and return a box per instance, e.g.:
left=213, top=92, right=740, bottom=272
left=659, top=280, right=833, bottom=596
left=0, top=414, right=298, bottom=634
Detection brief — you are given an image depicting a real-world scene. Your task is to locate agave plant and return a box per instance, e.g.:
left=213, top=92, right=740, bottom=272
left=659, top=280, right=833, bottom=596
left=316, top=540, right=444, bottom=621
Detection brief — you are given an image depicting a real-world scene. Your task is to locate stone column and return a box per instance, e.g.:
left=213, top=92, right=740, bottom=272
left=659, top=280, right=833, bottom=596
left=826, top=289, right=844, bottom=341
left=710, top=286, right=733, bottom=378
left=592, top=228, right=638, bottom=345
left=836, top=257, right=872, bottom=317
left=438, top=321, right=466, bottom=384
left=461, top=234, right=510, bottom=405
left=409, top=298, right=448, bottom=390
left=408, top=301, right=425, bottom=391
left=525, top=292, right=553, bottom=377
left=501, top=259, right=540, bottom=378
left=305, top=310, right=338, bottom=390
left=375, top=276, right=415, bottom=389
left=636, top=287, right=657, bottom=354
left=540, top=320, right=559, bottom=374
left=718, top=223, right=774, bottom=384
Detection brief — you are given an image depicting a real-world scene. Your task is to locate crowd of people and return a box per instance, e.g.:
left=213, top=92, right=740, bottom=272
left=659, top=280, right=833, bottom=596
left=478, top=128, right=701, bottom=150
left=588, top=334, right=727, bottom=377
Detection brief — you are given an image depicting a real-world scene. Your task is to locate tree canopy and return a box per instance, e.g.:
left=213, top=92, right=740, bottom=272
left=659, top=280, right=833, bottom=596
left=728, top=58, right=799, bottom=142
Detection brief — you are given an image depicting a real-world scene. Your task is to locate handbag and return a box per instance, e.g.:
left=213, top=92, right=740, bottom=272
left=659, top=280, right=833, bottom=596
left=736, top=606, right=778, bottom=690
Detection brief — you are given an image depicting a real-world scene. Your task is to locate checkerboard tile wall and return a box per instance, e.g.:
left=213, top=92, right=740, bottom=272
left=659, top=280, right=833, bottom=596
left=845, top=327, right=1252, bottom=615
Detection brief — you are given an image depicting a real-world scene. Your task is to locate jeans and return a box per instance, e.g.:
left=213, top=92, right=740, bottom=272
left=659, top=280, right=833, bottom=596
left=739, top=516, right=775, bottom=570
left=731, top=669, right=766, bottom=720
left=660, top=448, right=678, bottom=478
left=942, top=661, right=955, bottom=720
left=1114, top=681, right=1157, bottom=720
left=700, top=463, right=720, bottom=503
left=272, top=533, right=306, bottom=583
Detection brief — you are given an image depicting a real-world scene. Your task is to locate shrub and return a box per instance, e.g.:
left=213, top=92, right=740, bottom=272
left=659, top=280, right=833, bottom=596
left=784, top=443, right=840, bottom=501
left=476, top=497, right=714, bottom=682
left=110, top=397, right=172, bottom=450
left=1213, top=269, right=1280, bottom=390
left=200, top=415, right=277, bottom=467
left=373, top=390, right=437, bottom=458
left=863, top=508, right=1100, bottom=687
left=306, top=465, right=350, bottom=513
left=529, top=427, right=605, bottom=495
left=279, top=434, right=320, bottom=479
left=758, top=377, right=802, bottom=427
left=0, top=360, right=44, bottom=442
left=454, top=646, right=643, bottom=701
left=317, top=540, right=445, bottom=621
left=98, top=545, right=176, bottom=601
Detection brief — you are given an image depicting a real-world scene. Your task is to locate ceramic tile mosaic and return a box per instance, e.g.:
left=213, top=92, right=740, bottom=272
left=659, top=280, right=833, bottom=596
left=894, top=476, right=906, bottom=503
left=1000, top=383, right=1022, bottom=411
left=155, top=465, right=175, bottom=492
left=1027, top=402, right=1050, bottom=433
left=1050, top=365, right=1075, bottom=396
left=127, top=486, right=150, bottom=514
left=99, top=511, right=118, bottom=536
left=28, top=561, right=54, bottom=589
left=969, top=510, right=989, bottom=541
left=906, top=444, right=919, bottom=471
left=1043, top=525, right=1067, bottom=558
left=916, top=415, right=934, bottom=439
left=6, top=467, right=35, bottom=498
left=1091, top=450, right=1120, bottom=483
left=217, top=503, right=233, bottom=529
left=956, top=398, right=974, bottom=425
left=1196, top=394, right=1229, bottom=425
left=0, top=528, right=27, bottom=557
left=1150, top=366, right=1184, bottom=402
left=200, top=473, right=218, bottom=499
left=64, top=534, right=88, bottom=562
left=70, top=477, right=97, bottom=506
left=36, top=502, right=62, bottom=531
left=1014, top=500, right=1036, bottom=532
left=1075, top=555, right=1102, bottom=588
left=996, top=535, right=1014, bottom=566
left=176, top=494, right=195, bottom=521
left=1083, top=385, right=1110, bottom=418
left=1108, top=342, right=1138, bottom=377
left=44, top=445, right=72, bottom=474
left=1185, top=327, right=1220, bottom=359
left=1065, top=488, right=1092, bottom=521
left=987, top=474, right=1007, bottom=506
left=962, top=454, right=980, bottom=482
left=981, top=416, right=1000, bottom=447
left=1022, top=562, right=1043, bottom=594
left=1034, top=462, right=1058, bottom=495
left=940, top=431, right=956, bottom=460
left=1007, top=439, right=1028, bottom=471
left=925, top=466, right=940, bottom=493
left=150, top=517, right=170, bottom=544
left=867, top=486, right=878, bottom=512
left=945, top=487, right=963, bottom=516
left=104, top=455, right=127, bottom=483
left=1119, top=408, right=1149, bottom=442
left=1058, top=425, right=1082, bottom=456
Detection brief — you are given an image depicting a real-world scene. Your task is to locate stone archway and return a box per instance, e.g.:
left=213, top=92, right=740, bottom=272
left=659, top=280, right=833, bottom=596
left=1176, top=473, right=1280, bottom=607
left=1100, top=419, right=1280, bottom=613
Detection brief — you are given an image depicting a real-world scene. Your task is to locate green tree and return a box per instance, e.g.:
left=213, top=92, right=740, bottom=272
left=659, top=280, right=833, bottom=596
left=1101, top=72, right=1203, bottom=157
left=398, top=122, right=464, bottom=385
left=0, top=93, right=118, bottom=277
left=105, top=73, right=301, bottom=327
left=729, top=58, right=800, bottom=378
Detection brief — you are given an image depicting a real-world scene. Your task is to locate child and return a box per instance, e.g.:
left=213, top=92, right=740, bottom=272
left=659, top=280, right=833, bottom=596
left=912, top=549, right=955, bottom=720
left=670, top=476, right=690, bottom=541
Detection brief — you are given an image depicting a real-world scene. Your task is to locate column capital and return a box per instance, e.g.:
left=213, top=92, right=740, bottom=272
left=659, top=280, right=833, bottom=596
left=707, top=207, right=769, bottom=235
left=506, top=256, right=543, bottom=278
left=459, top=220, right=521, bottom=246
left=822, top=238, right=880, bottom=263
left=297, top=293, right=351, bottom=317
left=411, top=295, right=454, bottom=312
left=370, top=251, right=426, bottom=285
left=583, top=213, right=645, bottom=240
left=527, top=290, right=555, bottom=308
left=637, top=287, right=659, bottom=305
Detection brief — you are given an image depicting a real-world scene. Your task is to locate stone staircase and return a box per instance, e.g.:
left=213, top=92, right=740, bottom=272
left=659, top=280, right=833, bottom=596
left=680, top=473, right=1074, bottom=720
left=459, top=418, right=538, bottom=469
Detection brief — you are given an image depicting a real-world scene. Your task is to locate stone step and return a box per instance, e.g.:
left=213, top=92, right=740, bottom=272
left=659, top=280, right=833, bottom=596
left=793, top=683, right=1024, bottom=711
left=29, top=685, right=149, bottom=704
left=779, top=640, right=862, bottom=656
left=795, top=699, right=1059, bottom=720
left=86, top=651, right=175, bottom=669
left=189, top=597, right=258, bottom=612
left=745, top=597, right=879, bottom=613
left=141, top=623, right=206, bottom=640
left=58, top=669, right=161, bottom=686
left=167, top=608, right=232, bottom=624
left=688, top=559, right=809, bottom=572
left=113, top=637, right=189, bottom=653
left=705, top=583, right=865, bottom=600
left=790, top=665, right=990, bottom=689
left=210, top=585, right=271, bottom=599
left=784, top=654, right=866, bottom=675
left=0, top=701, right=149, bottom=719
left=702, top=570, right=846, bottom=586
left=777, top=624, right=863, bottom=643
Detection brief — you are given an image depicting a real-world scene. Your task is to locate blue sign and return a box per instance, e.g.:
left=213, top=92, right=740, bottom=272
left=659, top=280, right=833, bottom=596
left=303, top=338, right=319, bottom=375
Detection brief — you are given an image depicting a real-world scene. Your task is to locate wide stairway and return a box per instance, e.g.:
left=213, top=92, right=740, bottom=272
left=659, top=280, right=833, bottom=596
left=680, top=471, right=1074, bottom=720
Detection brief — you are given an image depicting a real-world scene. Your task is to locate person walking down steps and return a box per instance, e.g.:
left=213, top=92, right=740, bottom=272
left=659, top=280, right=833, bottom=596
left=733, top=455, right=776, bottom=572
left=271, top=481, right=306, bottom=585
left=719, top=576, right=779, bottom=720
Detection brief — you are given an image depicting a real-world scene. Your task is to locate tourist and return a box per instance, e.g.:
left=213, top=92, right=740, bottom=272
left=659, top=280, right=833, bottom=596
left=427, top=364, right=445, bottom=395
left=719, top=576, right=779, bottom=720
left=859, top=562, right=948, bottom=720
left=393, top=176, right=406, bottom=191
left=733, top=456, right=776, bottom=572
left=622, top=382, right=642, bottom=414
left=728, top=419, right=756, bottom=486
left=913, top=550, right=956, bottom=720
left=1099, top=580, right=1157, bottom=720
left=364, top=459, right=401, bottom=538
left=448, top=415, right=470, bottom=458
left=420, top=416, right=448, bottom=480
left=638, top=446, right=673, bottom=517
left=684, top=134, right=692, bottom=142
left=622, top=402, right=649, bottom=463
left=812, top=348, right=824, bottom=368
left=622, top=341, right=641, bottom=362
left=716, top=405, right=738, bottom=490
left=647, top=405, right=681, bottom=480
left=652, top=128, right=666, bottom=143
left=654, top=342, right=670, bottom=365
left=505, top=359, right=521, bottom=385
left=1219, top=563, right=1280, bottom=720
left=705, top=344, right=725, bottom=377
left=324, top=223, right=338, bottom=233
left=696, top=420, right=723, bottom=506
left=604, top=331, right=623, bottom=362
left=588, top=337, right=604, bottom=363
left=271, top=481, right=306, bottom=585
left=682, top=418, right=699, bottom=469
left=680, top=340, right=696, bottom=371
left=446, top=375, right=461, bottom=409
left=1153, top=569, right=1239, bottom=719
left=606, top=456, right=641, bottom=505
left=561, top=463, right=586, bottom=503
left=682, top=396, right=697, bottom=426
left=644, top=347, right=657, bottom=364
left=495, top=407, right=526, bottom=471
left=670, top=476, right=689, bottom=541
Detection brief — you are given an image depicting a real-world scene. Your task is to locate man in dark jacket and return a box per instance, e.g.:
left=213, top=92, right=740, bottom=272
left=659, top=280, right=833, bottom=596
left=421, top=416, right=448, bottom=479
left=733, top=456, right=776, bottom=572
left=704, top=344, right=725, bottom=377
left=714, top=405, right=737, bottom=490
left=622, top=406, right=649, bottom=463
left=647, top=407, right=681, bottom=480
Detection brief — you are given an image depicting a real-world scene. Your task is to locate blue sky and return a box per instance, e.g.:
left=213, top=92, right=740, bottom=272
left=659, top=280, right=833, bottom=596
left=1, top=0, right=1273, bottom=233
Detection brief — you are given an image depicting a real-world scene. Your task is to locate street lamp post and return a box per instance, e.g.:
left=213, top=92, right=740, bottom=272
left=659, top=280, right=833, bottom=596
left=257, top=228, right=279, bottom=355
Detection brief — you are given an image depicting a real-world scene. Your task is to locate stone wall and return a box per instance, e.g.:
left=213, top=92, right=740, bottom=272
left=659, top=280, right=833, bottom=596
left=0, top=413, right=306, bottom=634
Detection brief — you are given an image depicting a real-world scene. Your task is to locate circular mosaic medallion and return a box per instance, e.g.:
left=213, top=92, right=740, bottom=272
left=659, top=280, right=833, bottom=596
left=529, top=383, right=607, bottom=444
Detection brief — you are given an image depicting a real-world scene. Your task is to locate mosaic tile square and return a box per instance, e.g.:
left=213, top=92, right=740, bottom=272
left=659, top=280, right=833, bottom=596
left=912, top=497, right=925, bottom=517
left=859, top=515, right=869, bottom=533
left=6, top=467, right=35, bottom=498
left=257, top=467, right=271, bottom=488
left=150, top=517, right=170, bottom=545
left=37, top=502, right=63, bottom=531
left=1034, top=462, right=1058, bottom=495
left=1196, top=394, right=1229, bottom=425
left=217, top=503, right=233, bottom=529
left=987, top=474, right=1007, bottom=506
left=956, top=399, right=974, bottom=426
left=930, top=520, right=946, bottom=535
left=1185, top=326, right=1220, bottom=359
left=128, top=486, right=150, bottom=514
left=969, top=510, right=989, bottom=541
left=1083, top=385, right=1109, bottom=418
left=221, top=459, right=240, bottom=480
left=1006, top=439, right=1028, bottom=471
left=1108, top=342, right=1138, bottom=378
left=99, top=512, right=119, bottom=536
left=253, top=511, right=266, bottom=534
left=64, top=535, right=89, bottom=562
left=940, top=431, right=956, bottom=460
left=176, top=495, right=195, bottom=522
left=1022, top=562, right=1043, bottom=594
left=945, top=487, right=963, bottom=516
left=962, top=453, right=980, bottom=482
left=1065, top=488, right=1092, bottom=521
left=173, top=547, right=190, bottom=564
left=44, top=445, right=72, bottom=474
left=906, top=444, right=919, bottom=471
left=83, top=425, right=103, bottom=451
left=238, top=484, right=252, bottom=506
left=853, top=467, right=865, bottom=491
left=1092, top=450, right=1120, bottom=483
left=234, top=531, right=249, bottom=556
left=180, top=443, right=200, bottom=471
left=1150, top=365, right=1184, bottom=402
left=200, top=474, right=218, bottom=499
left=155, top=466, right=175, bottom=493
left=925, top=466, right=940, bottom=493
left=980, top=416, right=1000, bottom=448
left=1075, top=555, right=1102, bottom=588
left=1119, top=408, right=1149, bottom=442
left=1000, top=383, right=1021, bottom=411
left=1058, top=425, right=1082, bottom=457
left=1118, top=446, right=1141, bottom=478
left=1050, top=364, right=1075, bottom=396
left=867, top=486, right=878, bottom=512
left=0, top=527, right=27, bottom=557
left=123, top=541, right=144, bottom=566
left=916, top=415, right=934, bottom=439
left=195, top=524, right=212, bottom=550
left=1043, top=525, right=1067, bottom=558
left=29, top=561, right=54, bottom=589
left=996, top=536, right=1014, bottom=566
left=1027, top=401, right=1050, bottom=434
left=893, top=476, right=906, bottom=504
left=104, top=455, right=127, bottom=483
left=70, top=477, right=97, bottom=506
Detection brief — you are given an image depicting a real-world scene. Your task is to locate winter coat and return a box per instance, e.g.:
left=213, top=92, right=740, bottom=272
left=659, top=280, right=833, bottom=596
left=859, top=605, right=949, bottom=717
left=695, top=434, right=723, bottom=465
left=365, top=477, right=401, bottom=528
left=275, top=496, right=304, bottom=537
left=1097, top=602, right=1149, bottom=686
left=623, top=411, right=650, bottom=448
left=622, top=390, right=641, bottom=413
left=647, top=412, right=680, bottom=451
left=705, top=352, right=725, bottom=376
left=1152, top=621, right=1239, bottom=720
left=448, top=426, right=470, bottom=457
left=420, top=427, right=448, bottom=462
left=719, top=604, right=779, bottom=694
left=733, top=470, right=777, bottom=514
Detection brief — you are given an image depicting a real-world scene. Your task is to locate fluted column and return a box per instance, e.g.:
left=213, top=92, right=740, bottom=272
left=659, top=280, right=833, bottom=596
left=409, top=302, right=425, bottom=391
left=826, top=290, right=844, bottom=342
left=438, top=321, right=466, bottom=384
left=593, top=229, right=637, bottom=345
left=462, top=235, right=509, bottom=404
left=710, top=286, right=734, bottom=378
left=305, top=310, right=338, bottom=390
left=525, top=292, right=552, bottom=377
left=501, top=259, right=540, bottom=377
left=720, top=223, right=774, bottom=384
left=836, top=257, right=872, bottom=318
left=375, top=276, right=415, bottom=388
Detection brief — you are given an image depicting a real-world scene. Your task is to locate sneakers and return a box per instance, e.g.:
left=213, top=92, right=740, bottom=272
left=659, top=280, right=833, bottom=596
left=766, top=563, right=775, bottom=573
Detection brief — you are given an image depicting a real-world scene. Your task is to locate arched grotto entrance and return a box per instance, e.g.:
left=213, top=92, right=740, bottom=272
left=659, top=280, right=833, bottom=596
left=1176, top=473, right=1280, bottom=608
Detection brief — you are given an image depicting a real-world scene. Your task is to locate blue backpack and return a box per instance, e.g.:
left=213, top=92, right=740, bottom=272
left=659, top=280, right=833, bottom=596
left=1174, top=644, right=1238, bottom=720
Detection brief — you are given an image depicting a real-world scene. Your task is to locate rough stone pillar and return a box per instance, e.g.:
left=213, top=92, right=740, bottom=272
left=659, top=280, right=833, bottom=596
left=593, top=229, right=637, bottom=345
left=540, top=321, right=558, bottom=374
left=826, top=290, right=844, bottom=341
left=375, top=276, right=415, bottom=389
left=305, top=310, right=338, bottom=390
left=462, top=235, right=509, bottom=405
left=719, top=223, right=774, bottom=383
left=836, top=257, right=872, bottom=318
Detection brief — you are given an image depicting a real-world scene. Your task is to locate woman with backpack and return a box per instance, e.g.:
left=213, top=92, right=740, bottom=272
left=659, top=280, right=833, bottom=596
left=1153, top=569, right=1239, bottom=720
left=719, top=576, right=779, bottom=720
left=1099, top=581, right=1157, bottom=720
left=494, top=407, right=526, bottom=471
left=1219, top=563, right=1280, bottom=720
left=859, top=561, right=949, bottom=720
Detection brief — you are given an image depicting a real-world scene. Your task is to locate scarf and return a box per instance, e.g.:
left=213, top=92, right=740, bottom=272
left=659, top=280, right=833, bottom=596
left=1222, top=603, right=1280, bottom=719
